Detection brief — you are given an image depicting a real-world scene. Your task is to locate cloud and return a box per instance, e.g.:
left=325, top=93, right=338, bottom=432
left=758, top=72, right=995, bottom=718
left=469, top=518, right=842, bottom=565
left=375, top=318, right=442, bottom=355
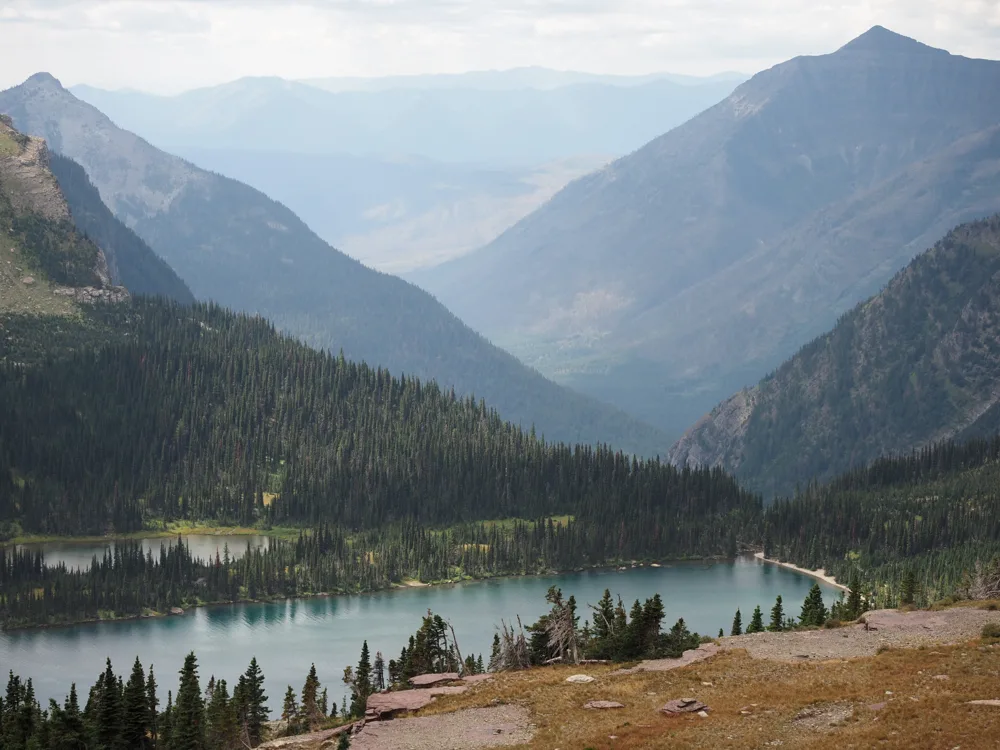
left=0, top=0, right=997, bottom=92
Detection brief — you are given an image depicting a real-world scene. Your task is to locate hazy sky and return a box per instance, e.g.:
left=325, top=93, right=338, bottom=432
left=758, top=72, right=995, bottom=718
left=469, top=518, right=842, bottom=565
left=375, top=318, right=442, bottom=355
left=1, top=0, right=998, bottom=93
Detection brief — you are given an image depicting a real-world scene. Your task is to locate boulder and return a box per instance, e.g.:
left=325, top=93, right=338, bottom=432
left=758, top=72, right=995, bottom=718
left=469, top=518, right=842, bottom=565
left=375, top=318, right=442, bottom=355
left=584, top=701, right=625, bottom=710
left=566, top=674, right=595, bottom=684
left=660, top=698, right=710, bottom=715
left=409, top=672, right=460, bottom=687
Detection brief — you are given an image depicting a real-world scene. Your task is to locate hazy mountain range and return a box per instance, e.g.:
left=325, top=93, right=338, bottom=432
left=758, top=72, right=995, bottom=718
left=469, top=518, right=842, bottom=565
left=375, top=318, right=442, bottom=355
left=669, top=214, right=1000, bottom=498
left=0, top=73, right=670, bottom=456
left=69, top=73, right=740, bottom=272
left=411, top=26, right=1000, bottom=438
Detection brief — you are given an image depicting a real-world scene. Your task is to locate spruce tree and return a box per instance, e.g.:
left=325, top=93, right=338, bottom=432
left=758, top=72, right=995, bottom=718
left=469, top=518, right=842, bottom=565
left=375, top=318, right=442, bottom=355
left=300, top=665, right=320, bottom=730
left=205, top=680, right=236, bottom=750
left=146, top=667, right=158, bottom=749
left=846, top=574, right=863, bottom=620
left=171, top=652, right=205, bottom=750
left=747, top=605, right=764, bottom=633
left=768, top=596, right=785, bottom=632
left=239, top=658, right=268, bottom=747
left=731, top=609, right=743, bottom=636
left=349, top=642, right=373, bottom=718
left=160, top=692, right=173, bottom=750
left=123, top=657, right=150, bottom=749
left=900, top=569, right=917, bottom=606
left=97, top=658, right=124, bottom=750
left=799, top=583, right=828, bottom=627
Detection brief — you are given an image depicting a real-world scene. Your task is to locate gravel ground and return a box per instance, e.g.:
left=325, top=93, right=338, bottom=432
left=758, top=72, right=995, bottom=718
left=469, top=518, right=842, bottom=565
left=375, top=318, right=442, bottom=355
left=723, top=607, right=1000, bottom=661
left=349, top=706, right=534, bottom=750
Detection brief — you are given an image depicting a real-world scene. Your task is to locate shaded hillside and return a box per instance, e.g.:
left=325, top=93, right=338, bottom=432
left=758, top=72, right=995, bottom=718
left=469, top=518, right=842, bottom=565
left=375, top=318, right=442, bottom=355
left=0, top=75, right=669, bottom=456
left=414, top=27, right=1000, bottom=434
left=0, top=114, right=123, bottom=317
left=669, top=215, right=1000, bottom=497
left=49, top=153, right=194, bottom=303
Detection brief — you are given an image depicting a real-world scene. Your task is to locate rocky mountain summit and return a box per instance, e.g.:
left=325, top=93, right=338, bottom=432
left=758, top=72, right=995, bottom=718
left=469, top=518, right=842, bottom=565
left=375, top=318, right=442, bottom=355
left=416, top=26, right=1000, bottom=435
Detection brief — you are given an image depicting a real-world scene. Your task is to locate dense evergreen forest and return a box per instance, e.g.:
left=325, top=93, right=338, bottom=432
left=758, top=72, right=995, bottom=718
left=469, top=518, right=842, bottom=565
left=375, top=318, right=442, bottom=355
left=0, top=298, right=758, bottom=627
left=764, top=434, right=1000, bottom=604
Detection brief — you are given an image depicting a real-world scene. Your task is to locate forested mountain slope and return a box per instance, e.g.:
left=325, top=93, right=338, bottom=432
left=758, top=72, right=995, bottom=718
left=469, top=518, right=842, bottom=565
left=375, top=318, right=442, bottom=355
left=414, top=26, right=1000, bottom=434
left=764, top=434, right=1000, bottom=603
left=0, top=299, right=758, bottom=549
left=670, top=215, right=1000, bottom=498
left=0, top=114, right=124, bottom=317
left=0, top=74, right=669, bottom=456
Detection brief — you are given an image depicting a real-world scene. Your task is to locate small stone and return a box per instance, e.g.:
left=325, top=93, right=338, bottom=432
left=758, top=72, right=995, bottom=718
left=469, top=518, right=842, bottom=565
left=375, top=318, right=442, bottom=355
left=968, top=700, right=1000, bottom=707
left=701, top=681, right=713, bottom=686
left=661, top=698, right=710, bottom=715
left=697, top=710, right=709, bottom=718
left=566, top=674, right=595, bottom=684
left=20, top=276, right=34, bottom=285
left=869, top=702, right=887, bottom=711
left=932, top=675, right=949, bottom=681
left=585, top=701, right=625, bottom=710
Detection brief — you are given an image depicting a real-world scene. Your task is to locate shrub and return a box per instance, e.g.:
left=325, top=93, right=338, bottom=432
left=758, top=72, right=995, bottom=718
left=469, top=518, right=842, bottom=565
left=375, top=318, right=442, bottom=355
left=981, top=623, right=1000, bottom=640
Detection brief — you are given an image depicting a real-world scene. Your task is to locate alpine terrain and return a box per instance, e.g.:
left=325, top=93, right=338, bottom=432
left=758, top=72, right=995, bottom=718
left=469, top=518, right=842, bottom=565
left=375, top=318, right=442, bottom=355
left=413, top=27, right=1000, bottom=436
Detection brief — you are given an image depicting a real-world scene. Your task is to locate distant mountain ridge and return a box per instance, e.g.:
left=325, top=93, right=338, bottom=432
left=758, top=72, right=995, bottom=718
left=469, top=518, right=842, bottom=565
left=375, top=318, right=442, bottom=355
left=0, top=74, right=670, bottom=456
left=669, top=215, right=1000, bottom=498
left=69, top=75, right=740, bottom=164
left=413, top=26, right=1000, bottom=436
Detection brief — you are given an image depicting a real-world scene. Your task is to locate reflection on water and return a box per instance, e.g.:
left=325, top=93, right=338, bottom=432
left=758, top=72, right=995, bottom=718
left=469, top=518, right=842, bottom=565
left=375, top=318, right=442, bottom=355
left=4, top=534, right=271, bottom=570
left=0, top=556, right=840, bottom=716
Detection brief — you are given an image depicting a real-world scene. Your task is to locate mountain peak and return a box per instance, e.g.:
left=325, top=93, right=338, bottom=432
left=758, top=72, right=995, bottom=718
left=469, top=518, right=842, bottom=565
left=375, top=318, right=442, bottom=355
left=837, top=25, right=941, bottom=55
left=24, top=72, right=66, bottom=90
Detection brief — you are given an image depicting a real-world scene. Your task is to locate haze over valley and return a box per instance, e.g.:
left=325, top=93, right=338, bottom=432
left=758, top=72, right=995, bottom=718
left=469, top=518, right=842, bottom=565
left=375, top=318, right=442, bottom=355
left=3, top=4, right=1000, bottom=749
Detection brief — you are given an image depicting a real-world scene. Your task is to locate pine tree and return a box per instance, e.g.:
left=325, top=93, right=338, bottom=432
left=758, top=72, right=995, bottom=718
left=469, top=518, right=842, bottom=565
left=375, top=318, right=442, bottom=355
left=799, top=583, right=828, bottom=627
left=349, top=642, right=373, bottom=718
left=747, top=605, right=764, bottom=633
left=731, top=609, right=743, bottom=636
left=239, top=658, right=268, bottom=747
left=123, top=657, right=150, bottom=749
left=146, top=667, right=158, bottom=749
left=171, top=652, right=205, bottom=750
left=97, top=658, right=124, bottom=750
left=846, top=573, right=863, bottom=620
left=300, top=664, right=320, bottom=730
left=160, top=692, right=173, bottom=750
left=900, top=569, right=917, bottom=606
left=205, top=680, right=236, bottom=750
left=768, top=596, right=785, bottom=632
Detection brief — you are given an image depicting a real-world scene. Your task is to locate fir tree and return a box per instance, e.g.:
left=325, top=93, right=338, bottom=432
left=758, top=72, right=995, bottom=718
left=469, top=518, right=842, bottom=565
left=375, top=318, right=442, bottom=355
left=300, top=665, right=321, bottom=730
left=846, top=574, right=863, bottom=620
left=239, top=658, right=268, bottom=747
left=768, top=596, right=785, bottom=632
left=171, top=652, right=205, bottom=750
left=349, top=642, right=373, bottom=718
left=731, top=609, right=743, bottom=636
left=160, top=692, right=173, bottom=750
left=97, top=658, right=124, bottom=750
left=205, top=680, right=236, bottom=750
left=123, top=657, right=149, bottom=750
left=747, top=605, right=764, bottom=634
left=146, top=667, right=158, bottom=749
left=900, top=569, right=917, bottom=606
left=799, top=583, right=828, bottom=627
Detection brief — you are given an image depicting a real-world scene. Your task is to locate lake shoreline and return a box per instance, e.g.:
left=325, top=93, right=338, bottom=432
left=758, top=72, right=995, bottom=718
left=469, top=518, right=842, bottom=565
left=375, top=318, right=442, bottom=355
left=755, top=552, right=849, bottom=592
left=1, top=552, right=734, bottom=633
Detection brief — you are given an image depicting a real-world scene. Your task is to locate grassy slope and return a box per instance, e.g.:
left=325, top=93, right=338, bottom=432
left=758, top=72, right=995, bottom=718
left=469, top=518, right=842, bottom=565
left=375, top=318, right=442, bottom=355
left=416, top=621, right=1000, bottom=749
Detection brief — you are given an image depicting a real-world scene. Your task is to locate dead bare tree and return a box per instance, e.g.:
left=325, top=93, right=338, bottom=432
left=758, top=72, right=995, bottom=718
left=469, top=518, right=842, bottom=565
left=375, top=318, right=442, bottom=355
left=491, top=617, right=531, bottom=672
left=964, top=558, right=1000, bottom=600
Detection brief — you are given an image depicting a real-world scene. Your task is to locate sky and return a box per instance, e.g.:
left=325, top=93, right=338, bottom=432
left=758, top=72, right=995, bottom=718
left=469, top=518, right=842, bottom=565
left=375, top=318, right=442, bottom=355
left=1, top=0, right=998, bottom=93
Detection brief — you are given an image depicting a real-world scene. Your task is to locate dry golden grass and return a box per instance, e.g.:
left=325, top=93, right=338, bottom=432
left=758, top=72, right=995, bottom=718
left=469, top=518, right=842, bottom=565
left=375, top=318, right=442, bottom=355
left=418, top=642, right=1000, bottom=749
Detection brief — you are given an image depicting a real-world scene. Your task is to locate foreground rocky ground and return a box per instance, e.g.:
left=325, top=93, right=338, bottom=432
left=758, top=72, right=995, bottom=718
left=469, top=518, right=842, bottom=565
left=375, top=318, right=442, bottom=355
left=265, top=603, right=1000, bottom=749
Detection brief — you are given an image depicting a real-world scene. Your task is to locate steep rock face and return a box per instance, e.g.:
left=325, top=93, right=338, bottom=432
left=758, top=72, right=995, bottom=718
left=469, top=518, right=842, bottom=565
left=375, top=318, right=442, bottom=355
left=0, top=115, right=124, bottom=314
left=0, top=75, right=669, bottom=455
left=414, top=27, right=1000, bottom=434
left=669, top=215, right=1000, bottom=498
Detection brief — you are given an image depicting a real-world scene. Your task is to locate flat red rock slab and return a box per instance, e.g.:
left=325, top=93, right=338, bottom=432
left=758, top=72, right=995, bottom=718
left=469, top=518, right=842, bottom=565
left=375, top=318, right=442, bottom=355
left=409, top=672, right=461, bottom=687
left=660, top=698, right=710, bottom=715
left=462, top=674, right=494, bottom=684
left=584, top=701, right=625, bottom=709
left=367, top=686, right=469, bottom=715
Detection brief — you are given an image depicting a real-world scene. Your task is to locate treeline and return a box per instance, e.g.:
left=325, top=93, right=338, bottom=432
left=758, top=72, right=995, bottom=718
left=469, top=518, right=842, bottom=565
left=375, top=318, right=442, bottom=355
left=763, top=434, right=1000, bottom=604
left=1, top=514, right=741, bottom=629
left=0, top=652, right=274, bottom=750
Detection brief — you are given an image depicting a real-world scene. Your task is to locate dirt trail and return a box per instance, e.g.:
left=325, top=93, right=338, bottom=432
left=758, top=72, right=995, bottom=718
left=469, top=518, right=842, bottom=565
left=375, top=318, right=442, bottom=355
left=349, top=705, right=533, bottom=750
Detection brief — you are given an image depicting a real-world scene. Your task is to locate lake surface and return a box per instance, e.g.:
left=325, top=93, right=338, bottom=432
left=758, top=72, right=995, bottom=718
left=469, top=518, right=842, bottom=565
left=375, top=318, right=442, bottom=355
left=0, top=556, right=840, bottom=714
left=5, top=534, right=271, bottom=570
